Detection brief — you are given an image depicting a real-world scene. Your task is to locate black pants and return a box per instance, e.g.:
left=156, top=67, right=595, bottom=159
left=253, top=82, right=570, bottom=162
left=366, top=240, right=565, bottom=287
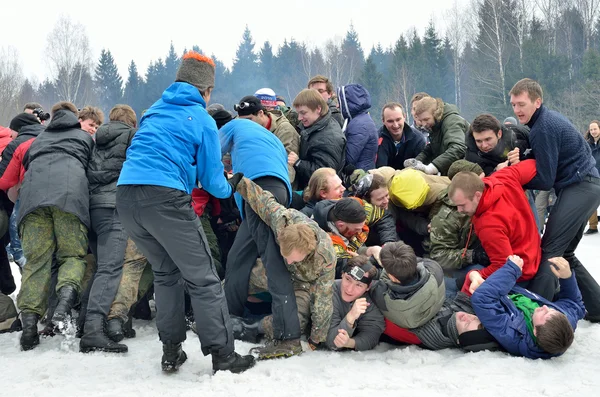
left=224, top=177, right=301, bottom=340
left=85, top=208, right=128, bottom=320
left=539, top=177, right=600, bottom=319
left=116, top=185, right=233, bottom=357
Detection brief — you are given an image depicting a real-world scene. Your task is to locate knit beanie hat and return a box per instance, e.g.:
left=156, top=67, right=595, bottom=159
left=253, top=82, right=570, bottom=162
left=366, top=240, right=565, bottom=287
left=211, top=109, right=233, bottom=129
left=175, top=51, right=215, bottom=92
left=458, top=328, right=501, bottom=352
left=332, top=198, right=366, bottom=224
left=447, top=160, right=484, bottom=181
left=254, top=88, right=277, bottom=108
left=9, top=113, right=40, bottom=133
left=207, top=103, right=226, bottom=116
left=503, top=116, right=518, bottom=125
left=235, top=96, right=263, bottom=116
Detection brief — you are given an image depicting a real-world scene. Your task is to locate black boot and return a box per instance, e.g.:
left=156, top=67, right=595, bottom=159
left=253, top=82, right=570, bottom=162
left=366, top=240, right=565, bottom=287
left=161, top=341, right=187, bottom=373
left=80, top=317, right=128, bottom=353
left=20, top=312, right=40, bottom=351
left=212, top=351, right=255, bottom=374
left=123, top=315, right=136, bottom=339
left=51, top=285, right=77, bottom=330
left=106, top=318, right=125, bottom=342
left=231, top=316, right=261, bottom=343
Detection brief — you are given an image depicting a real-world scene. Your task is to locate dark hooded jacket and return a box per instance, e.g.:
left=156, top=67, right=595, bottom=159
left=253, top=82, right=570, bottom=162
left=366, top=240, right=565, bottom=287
left=18, top=110, right=94, bottom=228
left=295, top=110, right=347, bottom=190
left=465, top=124, right=532, bottom=176
left=337, top=84, right=378, bottom=171
left=370, top=258, right=445, bottom=329
left=416, top=103, right=468, bottom=175
left=87, top=121, right=137, bottom=210
left=376, top=124, right=426, bottom=170
left=587, top=135, right=600, bottom=175
left=0, top=115, right=44, bottom=177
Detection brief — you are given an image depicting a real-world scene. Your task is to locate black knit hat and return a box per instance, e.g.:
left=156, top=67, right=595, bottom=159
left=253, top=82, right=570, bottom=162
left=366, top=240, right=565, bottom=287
left=458, top=328, right=501, bottom=352
left=211, top=109, right=233, bottom=129
left=9, top=113, right=40, bottom=133
left=235, top=96, right=263, bottom=117
left=332, top=198, right=366, bottom=224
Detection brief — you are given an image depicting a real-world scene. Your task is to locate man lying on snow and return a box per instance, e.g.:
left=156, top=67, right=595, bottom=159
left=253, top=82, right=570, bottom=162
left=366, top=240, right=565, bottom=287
left=470, top=255, right=585, bottom=359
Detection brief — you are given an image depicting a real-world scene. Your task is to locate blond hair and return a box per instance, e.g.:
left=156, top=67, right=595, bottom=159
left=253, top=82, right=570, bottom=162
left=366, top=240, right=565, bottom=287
left=509, top=78, right=543, bottom=102
left=414, top=97, right=444, bottom=122
left=109, top=104, right=137, bottom=127
left=304, top=167, right=337, bottom=202
left=79, top=106, right=104, bottom=125
left=293, top=89, right=328, bottom=116
left=278, top=224, right=317, bottom=257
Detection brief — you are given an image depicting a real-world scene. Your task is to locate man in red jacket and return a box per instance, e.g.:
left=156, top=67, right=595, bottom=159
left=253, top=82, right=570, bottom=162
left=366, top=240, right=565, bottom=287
left=448, top=160, right=556, bottom=299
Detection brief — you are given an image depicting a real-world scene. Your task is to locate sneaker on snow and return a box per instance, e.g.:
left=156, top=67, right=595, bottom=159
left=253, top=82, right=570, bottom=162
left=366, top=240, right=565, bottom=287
left=249, top=338, right=303, bottom=360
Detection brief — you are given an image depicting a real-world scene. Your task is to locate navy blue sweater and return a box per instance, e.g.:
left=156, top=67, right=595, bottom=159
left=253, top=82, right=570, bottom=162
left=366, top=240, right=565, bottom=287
left=525, top=105, right=599, bottom=191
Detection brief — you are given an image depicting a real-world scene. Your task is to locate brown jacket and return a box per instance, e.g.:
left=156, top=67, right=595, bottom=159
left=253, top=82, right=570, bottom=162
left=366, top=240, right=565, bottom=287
left=268, top=111, right=300, bottom=185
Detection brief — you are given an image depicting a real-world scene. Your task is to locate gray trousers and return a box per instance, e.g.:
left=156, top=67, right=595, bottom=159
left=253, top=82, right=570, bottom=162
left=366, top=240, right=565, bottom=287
left=539, top=177, right=600, bottom=319
left=85, top=208, right=128, bottom=320
left=116, top=185, right=233, bottom=357
left=224, top=176, right=301, bottom=340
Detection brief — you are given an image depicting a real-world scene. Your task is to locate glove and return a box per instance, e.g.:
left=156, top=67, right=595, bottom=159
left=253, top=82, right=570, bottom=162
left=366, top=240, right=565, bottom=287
left=403, top=158, right=422, bottom=169
left=308, top=338, right=326, bottom=351
left=227, top=172, right=244, bottom=194
left=471, top=245, right=491, bottom=267
left=423, top=163, right=439, bottom=175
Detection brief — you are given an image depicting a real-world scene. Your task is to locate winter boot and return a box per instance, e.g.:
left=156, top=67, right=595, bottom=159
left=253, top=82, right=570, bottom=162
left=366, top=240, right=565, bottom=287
left=212, top=351, right=256, bottom=374
left=80, top=317, right=128, bottom=353
left=123, top=315, right=136, bottom=339
left=231, top=316, right=261, bottom=343
left=20, top=312, right=40, bottom=351
left=106, top=318, right=125, bottom=342
left=51, top=285, right=77, bottom=330
left=249, top=338, right=303, bottom=360
left=161, top=341, right=187, bottom=373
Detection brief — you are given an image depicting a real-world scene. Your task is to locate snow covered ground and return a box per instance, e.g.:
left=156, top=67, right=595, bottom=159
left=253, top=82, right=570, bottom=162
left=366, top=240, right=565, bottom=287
left=2, top=238, right=600, bottom=397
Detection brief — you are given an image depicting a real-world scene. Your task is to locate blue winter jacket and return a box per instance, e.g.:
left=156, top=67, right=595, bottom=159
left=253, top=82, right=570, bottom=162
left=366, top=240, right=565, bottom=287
left=471, top=259, right=586, bottom=359
left=337, top=84, right=379, bottom=171
left=220, top=119, right=291, bottom=216
left=118, top=82, right=231, bottom=199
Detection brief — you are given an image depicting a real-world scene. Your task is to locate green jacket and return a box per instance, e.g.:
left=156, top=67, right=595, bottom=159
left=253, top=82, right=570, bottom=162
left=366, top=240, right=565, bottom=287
left=429, top=189, right=478, bottom=270
left=237, top=177, right=336, bottom=343
left=416, top=103, right=468, bottom=175
left=268, top=111, right=300, bottom=185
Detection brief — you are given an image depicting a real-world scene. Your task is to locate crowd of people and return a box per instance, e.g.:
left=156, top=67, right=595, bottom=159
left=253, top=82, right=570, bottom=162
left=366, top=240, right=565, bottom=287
left=0, top=50, right=599, bottom=376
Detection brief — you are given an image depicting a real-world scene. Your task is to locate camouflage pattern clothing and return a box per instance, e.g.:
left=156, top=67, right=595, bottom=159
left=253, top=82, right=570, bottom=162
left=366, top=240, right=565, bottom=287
left=108, top=238, right=151, bottom=321
left=428, top=190, right=478, bottom=271
left=17, top=206, right=89, bottom=317
left=237, top=177, right=336, bottom=344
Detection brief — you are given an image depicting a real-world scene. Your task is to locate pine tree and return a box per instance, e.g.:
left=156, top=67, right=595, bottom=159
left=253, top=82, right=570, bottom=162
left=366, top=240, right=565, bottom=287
left=231, top=25, right=260, bottom=98
left=341, top=23, right=365, bottom=84
left=360, top=53, right=384, bottom=114
left=259, top=41, right=275, bottom=88
left=37, top=79, right=58, bottom=111
left=123, top=60, right=144, bottom=118
left=94, top=49, right=123, bottom=114
left=165, top=42, right=180, bottom=81
left=421, top=21, right=444, bottom=98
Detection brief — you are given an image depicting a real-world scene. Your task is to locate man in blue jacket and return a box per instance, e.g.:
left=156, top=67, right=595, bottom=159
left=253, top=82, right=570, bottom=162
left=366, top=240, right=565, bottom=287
left=116, top=52, right=254, bottom=375
left=471, top=255, right=585, bottom=359
left=219, top=118, right=302, bottom=360
left=509, top=78, right=600, bottom=321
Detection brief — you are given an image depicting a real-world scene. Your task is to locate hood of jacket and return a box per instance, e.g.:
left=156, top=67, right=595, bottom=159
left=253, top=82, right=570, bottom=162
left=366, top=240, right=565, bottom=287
left=312, top=199, right=338, bottom=232
left=337, top=84, right=371, bottom=120
left=95, top=121, right=135, bottom=147
left=161, top=82, right=207, bottom=108
left=384, top=262, right=431, bottom=299
left=45, top=109, right=81, bottom=132
left=17, top=123, right=46, bottom=138
left=475, top=177, right=503, bottom=216
left=432, top=103, right=460, bottom=132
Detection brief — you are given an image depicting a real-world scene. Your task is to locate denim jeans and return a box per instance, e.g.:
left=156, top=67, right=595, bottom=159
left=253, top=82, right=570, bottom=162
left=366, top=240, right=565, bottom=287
left=6, top=199, right=24, bottom=263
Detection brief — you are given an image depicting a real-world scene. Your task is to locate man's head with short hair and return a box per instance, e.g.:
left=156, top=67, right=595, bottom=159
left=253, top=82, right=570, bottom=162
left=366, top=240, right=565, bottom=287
left=509, top=78, right=543, bottom=125
left=330, top=198, right=366, bottom=239
left=23, top=102, right=42, bottom=113
left=78, top=106, right=104, bottom=135
left=293, top=89, right=328, bottom=128
left=308, top=75, right=334, bottom=101
left=471, top=114, right=503, bottom=153
left=533, top=306, right=574, bottom=355
left=304, top=167, right=345, bottom=202
left=448, top=171, right=485, bottom=216
left=379, top=241, right=418, bottom=284
left=341, top=255, right=378, bottom=302
left=51, top=101, right=79, bottom=117
left=235, top=96, right=270, bottom=127
left=414, top=97, right=443, bottom=130
left=278, top=223, right=317, bottom=265
left=109, top=104, right=137, bottom=128
left=382, top=102, right=406, bottom=140
left=363, top=173, right=389, bottom=210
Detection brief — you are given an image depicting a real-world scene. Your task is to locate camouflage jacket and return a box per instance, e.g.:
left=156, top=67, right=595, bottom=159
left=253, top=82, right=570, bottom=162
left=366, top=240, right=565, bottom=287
left=428, top=189, right=478, bottom=270
left=237, top=177, right=336, bottom=343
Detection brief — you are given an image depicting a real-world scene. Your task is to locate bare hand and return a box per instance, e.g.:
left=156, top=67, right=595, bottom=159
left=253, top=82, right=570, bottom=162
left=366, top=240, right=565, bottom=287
left=549, top=257, right=572, bottom=279
left=427, top=223, right=432, bottom=233
left=507, top=148, right=520, bottom=165
left=334, top=329, right=350, bottom=348
left=288, top=152, right=299, bottom=166
left=495, top=160, right=509, bottom=171
left=365, top=246, right=382, bottom=259
left=347, top=250, right=359, bottom=257
left=348, top=297, right=369, bottom=323
left=508, top=254, right=523, bottom=270
left=469, top=271, right=485, bottom=294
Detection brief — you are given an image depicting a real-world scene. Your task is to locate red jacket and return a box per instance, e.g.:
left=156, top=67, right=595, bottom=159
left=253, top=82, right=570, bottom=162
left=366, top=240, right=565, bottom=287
left=0, top=138, right=33, bottom=191
left=191, top=188, right=221, bottom=217
left=0, top=126, right=14, bottom=156
left=463, top=160, right=540, bottom=292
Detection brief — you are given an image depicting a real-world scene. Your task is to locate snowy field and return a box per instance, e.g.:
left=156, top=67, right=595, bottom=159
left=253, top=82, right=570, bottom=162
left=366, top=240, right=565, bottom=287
left=2, top=238, right=600, bottom=397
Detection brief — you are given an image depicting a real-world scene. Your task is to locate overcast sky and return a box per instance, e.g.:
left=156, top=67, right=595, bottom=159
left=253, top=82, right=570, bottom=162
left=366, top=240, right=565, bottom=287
left=2, top=0, right=468, bottom=84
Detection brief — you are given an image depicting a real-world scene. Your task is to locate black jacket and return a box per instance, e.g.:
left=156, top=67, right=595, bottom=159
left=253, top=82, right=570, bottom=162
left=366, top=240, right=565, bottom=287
left=0, top=123, right=46, bottom=178
left=465, top=124, right=531, bottom=176
left=588, top=136, right=600, bottom=175
left=18, top=110, right=94, bottom=227
left=295, top=111, right=346, bottom=190
left=376, top=124, right=426, bottom=170
left=88, top=121, right=137, bottom=210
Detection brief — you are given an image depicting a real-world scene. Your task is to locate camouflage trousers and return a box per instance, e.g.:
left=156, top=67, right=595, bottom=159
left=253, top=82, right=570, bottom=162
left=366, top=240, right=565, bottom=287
left=17, top=207, right=88, bottom=317
left=107, top=238, right=153, bottom=322
left=248, top=259, right=310, bottom=339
